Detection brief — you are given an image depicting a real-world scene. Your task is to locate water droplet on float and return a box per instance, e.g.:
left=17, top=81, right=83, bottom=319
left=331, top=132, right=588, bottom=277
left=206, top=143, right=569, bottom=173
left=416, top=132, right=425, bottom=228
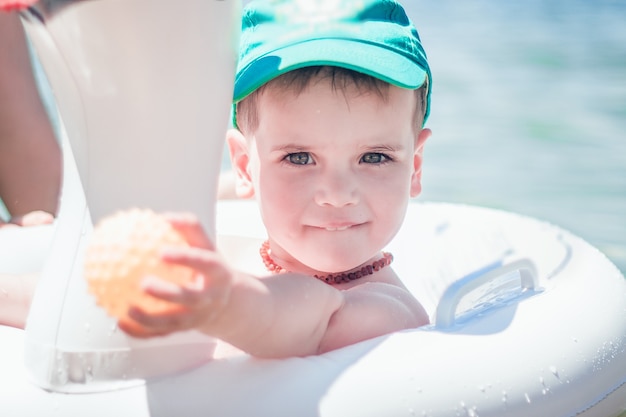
left=539, top=375, right=550, bottom=395
left=86, top=365, right=94, bottom=382
left=68, top=362, right=85, bottom=383
left=108, top=323, right=118, bottom=337
left=549, top=365, right=563, bottom=383
left=56, top=366, right=69, bottom=385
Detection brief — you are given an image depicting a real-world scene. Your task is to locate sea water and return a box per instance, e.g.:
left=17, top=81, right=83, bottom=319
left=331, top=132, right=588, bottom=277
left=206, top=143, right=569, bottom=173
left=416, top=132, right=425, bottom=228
left=19, top=0, right=626, bottom=276
left=407, top=0, right=626, bottom=275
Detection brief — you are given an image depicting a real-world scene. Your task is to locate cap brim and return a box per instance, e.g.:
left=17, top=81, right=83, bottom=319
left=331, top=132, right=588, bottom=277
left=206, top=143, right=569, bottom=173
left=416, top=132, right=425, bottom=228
left=234, top=38, right=429, bottom=102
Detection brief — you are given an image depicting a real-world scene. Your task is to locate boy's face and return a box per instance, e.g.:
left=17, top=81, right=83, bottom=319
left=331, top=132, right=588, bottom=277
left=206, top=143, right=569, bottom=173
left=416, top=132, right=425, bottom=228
left=229, top=78, right=430, bottom=274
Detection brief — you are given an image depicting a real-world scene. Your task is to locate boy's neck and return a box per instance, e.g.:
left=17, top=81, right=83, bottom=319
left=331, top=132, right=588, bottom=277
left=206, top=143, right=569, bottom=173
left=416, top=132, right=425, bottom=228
left=259, top=240, right=393, bottom=285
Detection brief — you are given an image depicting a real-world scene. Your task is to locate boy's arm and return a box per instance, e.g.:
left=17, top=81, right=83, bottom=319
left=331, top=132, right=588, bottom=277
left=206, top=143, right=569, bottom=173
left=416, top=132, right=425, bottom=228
left=120, top=215, right=429, bottom=358
left=126, top=261, right=428, bottom=358
left=318, top=281, right=428, bottom=354
left=203, top=271, right=345, bottom=358
left=211, top=274, right=428, bottom=357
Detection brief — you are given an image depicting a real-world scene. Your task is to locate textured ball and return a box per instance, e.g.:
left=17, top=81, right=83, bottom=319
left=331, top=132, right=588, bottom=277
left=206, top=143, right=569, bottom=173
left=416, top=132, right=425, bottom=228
left=84, top=208, right=194, bottom=320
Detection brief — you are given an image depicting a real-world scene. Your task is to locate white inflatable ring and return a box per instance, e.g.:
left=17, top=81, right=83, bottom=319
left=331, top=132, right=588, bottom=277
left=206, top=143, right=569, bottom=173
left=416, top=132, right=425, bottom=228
left=2, top=200, right=626, bottom=417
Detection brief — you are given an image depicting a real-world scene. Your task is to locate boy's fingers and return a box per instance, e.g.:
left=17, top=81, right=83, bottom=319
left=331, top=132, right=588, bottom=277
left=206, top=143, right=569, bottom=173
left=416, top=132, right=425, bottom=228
left=141, top=253, right=231, bottom=307
left=118, top=317, right=152, bottom=338
left=161, top=247, right=232, bottom=288
left=139, top=275, right=183, bottom=300
left=162, top=212, right=215, bottom=250
left=118, top=315, right=173, bottom=338
left=141, top=274, right=209, bottom=307
left=127, top=305, right=185, bottom=328
left=125, top=303, right=212, bottom=333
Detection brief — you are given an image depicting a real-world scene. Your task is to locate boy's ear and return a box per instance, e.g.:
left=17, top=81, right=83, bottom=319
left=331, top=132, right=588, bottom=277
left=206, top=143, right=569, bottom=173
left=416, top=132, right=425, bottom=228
left=226, top=128, right=255, bottom=199
left=410, top=128, right=431, bottom=198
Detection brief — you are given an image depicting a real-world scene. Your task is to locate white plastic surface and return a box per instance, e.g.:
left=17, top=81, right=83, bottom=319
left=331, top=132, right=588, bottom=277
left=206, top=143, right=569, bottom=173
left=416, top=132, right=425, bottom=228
left=2, top=201, right=626, bottom=416
left=435, top=257, right=539, bottom=328
left=21, top=0, right=239, bottom=232
left=18, top=0, right=240, bottom=392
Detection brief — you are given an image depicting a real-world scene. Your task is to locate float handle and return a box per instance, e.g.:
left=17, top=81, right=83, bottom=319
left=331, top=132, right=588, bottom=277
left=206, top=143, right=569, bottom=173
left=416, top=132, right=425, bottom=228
left=435, top=258, right=539, bottom=328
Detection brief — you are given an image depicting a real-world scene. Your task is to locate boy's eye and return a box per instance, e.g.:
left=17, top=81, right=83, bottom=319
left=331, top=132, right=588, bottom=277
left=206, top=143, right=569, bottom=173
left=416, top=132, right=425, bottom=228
left=286, top=152, right=313, bottom=165
left=360, top=152, right=390, bottom=164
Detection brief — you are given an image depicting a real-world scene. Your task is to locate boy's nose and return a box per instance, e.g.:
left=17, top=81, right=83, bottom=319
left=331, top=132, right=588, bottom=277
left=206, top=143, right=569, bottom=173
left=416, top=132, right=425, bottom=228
left=313, top=170, right=359, bottom=208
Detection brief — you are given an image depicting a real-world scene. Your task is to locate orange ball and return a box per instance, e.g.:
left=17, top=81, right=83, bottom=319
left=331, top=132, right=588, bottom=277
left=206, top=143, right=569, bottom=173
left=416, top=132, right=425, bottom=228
left=84, top=208, right=194, bottom=321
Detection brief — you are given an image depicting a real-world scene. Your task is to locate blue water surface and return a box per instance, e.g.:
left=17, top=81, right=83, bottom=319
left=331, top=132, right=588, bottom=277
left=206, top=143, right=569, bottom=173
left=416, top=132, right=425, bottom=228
left=408, top=0, right=626, bottom=274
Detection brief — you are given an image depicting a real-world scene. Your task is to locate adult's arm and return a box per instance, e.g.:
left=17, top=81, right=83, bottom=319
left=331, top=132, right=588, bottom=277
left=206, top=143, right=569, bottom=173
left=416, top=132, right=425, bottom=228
left=0, top=13, right=61, bottom=221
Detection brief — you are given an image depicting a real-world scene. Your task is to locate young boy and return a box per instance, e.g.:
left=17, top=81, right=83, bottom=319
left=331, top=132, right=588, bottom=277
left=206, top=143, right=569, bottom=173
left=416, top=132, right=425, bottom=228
left=120, top=0, right=433, bottom=358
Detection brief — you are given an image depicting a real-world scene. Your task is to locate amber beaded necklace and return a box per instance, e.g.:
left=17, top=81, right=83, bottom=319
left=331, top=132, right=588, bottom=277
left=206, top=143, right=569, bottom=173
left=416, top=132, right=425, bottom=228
left=259, top=240, right=393, bottom=285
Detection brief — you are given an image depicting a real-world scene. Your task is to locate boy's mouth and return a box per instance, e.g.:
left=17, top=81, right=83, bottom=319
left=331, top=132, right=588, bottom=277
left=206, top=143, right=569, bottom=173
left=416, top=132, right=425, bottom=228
left=324, top=225, right=351, bottom=232
left=318, top=222, right=362, bottom=232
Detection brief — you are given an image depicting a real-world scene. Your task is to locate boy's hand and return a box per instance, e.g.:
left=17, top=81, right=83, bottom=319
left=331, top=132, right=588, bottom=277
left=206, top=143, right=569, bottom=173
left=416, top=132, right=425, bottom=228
left=118, top=214, right=233, bottom=338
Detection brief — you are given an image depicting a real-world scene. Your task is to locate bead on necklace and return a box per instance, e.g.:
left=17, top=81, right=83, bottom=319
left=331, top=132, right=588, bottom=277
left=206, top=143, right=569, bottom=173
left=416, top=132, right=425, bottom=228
left=259, top=240, right=393, bottom=285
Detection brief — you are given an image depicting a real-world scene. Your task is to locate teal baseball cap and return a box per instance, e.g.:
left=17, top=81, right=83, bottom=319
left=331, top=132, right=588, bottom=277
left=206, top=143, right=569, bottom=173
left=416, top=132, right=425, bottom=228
left=234, top=0, right=432, bottom=125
